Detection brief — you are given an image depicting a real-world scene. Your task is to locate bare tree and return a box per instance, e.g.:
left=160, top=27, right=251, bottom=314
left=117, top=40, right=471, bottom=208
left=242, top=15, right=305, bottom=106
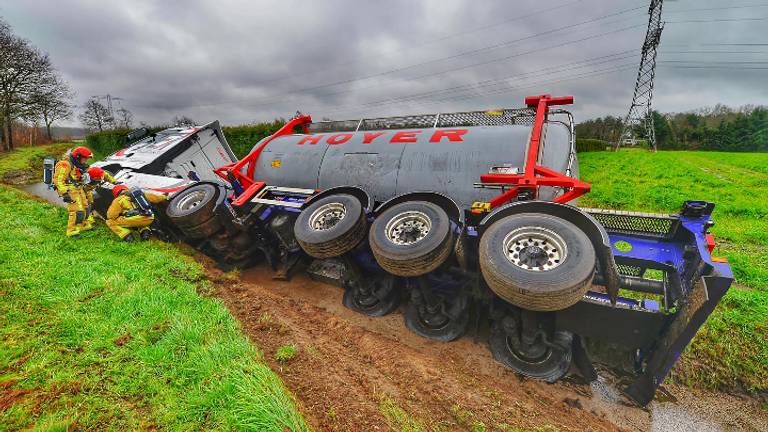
left=79, top=97, right=111, bottom=132
left=116, top=107, right=133, bottom=129
left=0, top=18, right=58, bottom=151
left=31, top=75, right=74, bottom=140
left=172, top=115, right=195, bottom=127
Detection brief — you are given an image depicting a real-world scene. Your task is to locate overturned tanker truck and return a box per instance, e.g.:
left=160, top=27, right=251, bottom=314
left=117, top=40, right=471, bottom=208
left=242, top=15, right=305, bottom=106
left=95, top=95, right=733, bottom=406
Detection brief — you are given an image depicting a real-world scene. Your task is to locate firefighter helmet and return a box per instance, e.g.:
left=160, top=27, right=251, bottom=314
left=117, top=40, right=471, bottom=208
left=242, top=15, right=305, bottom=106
left=112, top=184, right=129, bottom=198
left=87, top=166, right=105, bottom=181
left=71, top=146, right=93, bottom=160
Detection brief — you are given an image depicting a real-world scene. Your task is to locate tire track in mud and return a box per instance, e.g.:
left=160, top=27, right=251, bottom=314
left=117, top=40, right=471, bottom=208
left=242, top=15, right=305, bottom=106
left=205, top=259, right=622, bottom=431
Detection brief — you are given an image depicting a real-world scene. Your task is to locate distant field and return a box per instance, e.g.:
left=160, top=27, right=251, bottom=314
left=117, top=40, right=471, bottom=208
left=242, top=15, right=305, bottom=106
left=580, top=149, right=768, bottom=395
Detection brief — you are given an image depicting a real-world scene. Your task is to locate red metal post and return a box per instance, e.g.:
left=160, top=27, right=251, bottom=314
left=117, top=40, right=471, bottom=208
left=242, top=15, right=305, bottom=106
left=480, top=95, right=588, bottom=208
left=214, top=115, right=312, bottom=203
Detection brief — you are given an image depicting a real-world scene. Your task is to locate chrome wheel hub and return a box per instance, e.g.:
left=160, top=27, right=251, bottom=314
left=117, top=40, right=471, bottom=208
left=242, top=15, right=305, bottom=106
left=502, top=227, right=567, bottom=271
left=177, top=190, right=206, bottom=211
left=385, top=211, right=431, bottom=245
left=309, top=202, right=346, bottom=231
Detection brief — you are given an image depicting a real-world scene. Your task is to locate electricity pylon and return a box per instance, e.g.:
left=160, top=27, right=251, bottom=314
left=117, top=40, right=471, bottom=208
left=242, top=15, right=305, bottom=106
left=616, top=0, right=664, bottom=151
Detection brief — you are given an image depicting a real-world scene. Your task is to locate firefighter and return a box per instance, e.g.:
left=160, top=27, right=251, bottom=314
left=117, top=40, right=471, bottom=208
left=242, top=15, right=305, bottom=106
left=83, top=166, right=118, bottom=229
left=53, top=146, right=93, bottom=238
left=106, top=185, right=167, bottom=242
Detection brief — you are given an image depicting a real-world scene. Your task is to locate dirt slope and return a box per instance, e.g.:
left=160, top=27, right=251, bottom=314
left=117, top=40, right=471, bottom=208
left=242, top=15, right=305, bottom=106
left=206, top=259, right=626, bottom=431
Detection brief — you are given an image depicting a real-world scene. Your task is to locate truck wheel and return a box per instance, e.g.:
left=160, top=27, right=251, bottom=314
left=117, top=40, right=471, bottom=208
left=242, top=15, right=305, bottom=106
left=294, top=194, right=367, bottom=259
left=479, top=213, right=595, bottom=312
left=489, top=317, right=573, bottom=383
left=370, top=201, right=454, bottom=277
left=179, top=216, right=222, bottom=240
left=167, top=183, right=220, bottom=228
left=342, top=275, right=400, bottom=317
left=404, top=289, right=469, bottom=342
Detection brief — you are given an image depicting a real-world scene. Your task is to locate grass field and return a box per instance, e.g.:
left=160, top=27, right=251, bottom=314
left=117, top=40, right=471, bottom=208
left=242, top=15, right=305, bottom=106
left=580, top=149, right=768, bottom=395
left=0, top=146, right=308, bottom=430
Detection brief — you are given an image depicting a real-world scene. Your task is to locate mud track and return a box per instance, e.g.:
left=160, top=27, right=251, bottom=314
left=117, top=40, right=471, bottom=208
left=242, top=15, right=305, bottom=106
left=203, top=257, right=768, bottom=432
left=204, top=258, right=625, bottom=431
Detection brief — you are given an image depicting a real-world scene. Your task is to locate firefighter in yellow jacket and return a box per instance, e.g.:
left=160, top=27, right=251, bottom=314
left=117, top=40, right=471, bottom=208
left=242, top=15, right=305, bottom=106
left=83, top=166, right=118, bottom=229
left=106, top=185, right=167, bottom=242
left=53, top=146, right=93, bottom=238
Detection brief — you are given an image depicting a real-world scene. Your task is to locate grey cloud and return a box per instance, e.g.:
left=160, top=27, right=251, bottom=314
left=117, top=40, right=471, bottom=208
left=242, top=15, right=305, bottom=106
left=1, top=0, right=766, bottom=127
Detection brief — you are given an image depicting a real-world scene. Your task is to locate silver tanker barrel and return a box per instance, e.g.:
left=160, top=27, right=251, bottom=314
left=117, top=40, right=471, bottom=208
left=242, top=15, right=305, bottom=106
left=249, top=122, right=574, bottom=210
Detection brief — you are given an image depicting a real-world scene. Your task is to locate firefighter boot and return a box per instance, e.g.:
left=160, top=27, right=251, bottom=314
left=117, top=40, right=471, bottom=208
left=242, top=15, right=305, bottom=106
left=139, top=228, right=152, bottom=241
left=65, top=193, right=86, bottom=238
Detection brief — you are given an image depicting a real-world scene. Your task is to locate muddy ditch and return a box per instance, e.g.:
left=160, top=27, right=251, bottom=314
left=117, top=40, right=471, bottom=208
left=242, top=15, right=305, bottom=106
left=201, top=257, right=768, bottom=432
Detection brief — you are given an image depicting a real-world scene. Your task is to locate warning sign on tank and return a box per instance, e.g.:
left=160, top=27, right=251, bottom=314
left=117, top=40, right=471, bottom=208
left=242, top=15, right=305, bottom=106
left=271, top=159, right=282, bottom=168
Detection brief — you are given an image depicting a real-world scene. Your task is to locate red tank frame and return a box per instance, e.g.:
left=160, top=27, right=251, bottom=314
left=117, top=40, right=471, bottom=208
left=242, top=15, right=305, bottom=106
left=214, top=95, right=590, bottom=210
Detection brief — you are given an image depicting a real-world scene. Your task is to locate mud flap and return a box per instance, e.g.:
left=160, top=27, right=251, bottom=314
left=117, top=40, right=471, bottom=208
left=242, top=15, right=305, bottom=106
left=625, top=273, right=731, bottom=405
left=572, top=334, right=597, bottom=382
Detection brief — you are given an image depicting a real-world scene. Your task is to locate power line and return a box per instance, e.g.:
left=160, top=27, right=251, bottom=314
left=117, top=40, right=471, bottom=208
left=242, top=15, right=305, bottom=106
left=247, top=0, right=588, bottom=88
left=343, top=51, right=640, bottom=112
left=665, top=3, right=768, bottom=13
left=150, top=4, right=647, bottom=110
left=659, top=65, right=768, bottom=70
left=667, top=17, right=768, bottom=23
left=210, top=23, right=645, bottom=112
left=321, top=62, right=639, bottom=118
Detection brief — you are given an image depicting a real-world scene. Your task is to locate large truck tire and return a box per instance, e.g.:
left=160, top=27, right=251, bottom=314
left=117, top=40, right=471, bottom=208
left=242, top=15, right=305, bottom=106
left=179, top=217, right=223, bottom=240
left=294, top=194, right=367, bottom=259
left=479, top=213, right=595, bottom=312
left=489, top=323, right=573, bottom=383
left=166, top=183, right=220, bottom=228
left=370, top=201, right=454, bottom=277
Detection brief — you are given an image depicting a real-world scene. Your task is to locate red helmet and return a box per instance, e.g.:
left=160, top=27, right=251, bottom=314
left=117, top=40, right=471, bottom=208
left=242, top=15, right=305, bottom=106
left=87, top=166, right=105, bottom=181
left=112, top=184, right=129, bottom=198
left=71, top=146, right=93, bottom=160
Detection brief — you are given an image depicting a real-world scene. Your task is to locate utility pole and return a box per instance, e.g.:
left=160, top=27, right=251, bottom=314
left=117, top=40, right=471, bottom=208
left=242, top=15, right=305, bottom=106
left=616, top=0, right=664, bottom=151
left=92, top=94, right=124, bottom=123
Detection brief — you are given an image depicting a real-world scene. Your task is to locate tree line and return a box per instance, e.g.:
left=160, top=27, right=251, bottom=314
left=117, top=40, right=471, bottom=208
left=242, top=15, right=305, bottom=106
left=0, top=18, right=73, bottom=150
left=575, top=105, right=768, bottom=152
left=1, top=18, right=138, bottom=150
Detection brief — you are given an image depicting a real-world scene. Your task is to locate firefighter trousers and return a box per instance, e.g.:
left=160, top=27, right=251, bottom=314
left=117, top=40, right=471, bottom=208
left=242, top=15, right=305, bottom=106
left=64, top=188, right=88, bottom=237
left=106, top=214, right=155, bottom=239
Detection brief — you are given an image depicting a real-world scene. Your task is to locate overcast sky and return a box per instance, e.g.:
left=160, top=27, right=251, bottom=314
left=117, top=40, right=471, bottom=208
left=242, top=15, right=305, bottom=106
left=2, top=0, right=767, bottom=127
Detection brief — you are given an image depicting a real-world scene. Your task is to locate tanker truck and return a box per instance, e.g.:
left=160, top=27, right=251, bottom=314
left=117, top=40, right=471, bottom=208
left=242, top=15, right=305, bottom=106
left=94, top=95, right=733, bottom=406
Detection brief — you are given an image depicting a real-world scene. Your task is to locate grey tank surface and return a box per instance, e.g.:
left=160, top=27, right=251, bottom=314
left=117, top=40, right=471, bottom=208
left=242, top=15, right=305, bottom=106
left=251, top=122, right=576, bottom=210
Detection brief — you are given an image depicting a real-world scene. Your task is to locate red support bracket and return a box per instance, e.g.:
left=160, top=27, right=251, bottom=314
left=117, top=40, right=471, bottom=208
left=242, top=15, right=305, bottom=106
left=215, top=114, right=313, bottom=195
left=231, top=181, right=266, bottom=207
left=481, top=95, right=588, bottom=208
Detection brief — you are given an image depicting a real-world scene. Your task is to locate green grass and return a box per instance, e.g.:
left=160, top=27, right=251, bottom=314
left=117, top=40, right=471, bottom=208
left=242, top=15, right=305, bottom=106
left=580, top=149, right=768, bottom=394
left=0, top=144, right=71, bottom=184
left=0, top=185, right=308, bottom=430
left=274, top=345, right=298, bottom=363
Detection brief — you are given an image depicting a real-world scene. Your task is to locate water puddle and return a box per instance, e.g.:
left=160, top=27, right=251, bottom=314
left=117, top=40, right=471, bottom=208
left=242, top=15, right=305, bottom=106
left=19, top=182, right=65, bottom=207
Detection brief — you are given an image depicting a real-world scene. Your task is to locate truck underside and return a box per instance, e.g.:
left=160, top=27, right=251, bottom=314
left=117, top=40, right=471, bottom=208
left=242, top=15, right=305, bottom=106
left=91, top=96, right=733, bottom=406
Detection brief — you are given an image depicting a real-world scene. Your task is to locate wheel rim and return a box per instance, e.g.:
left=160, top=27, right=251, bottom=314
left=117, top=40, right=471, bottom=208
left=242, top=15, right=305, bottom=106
left=418, top=305, right=450, bottom=330
left=502, top=227, right=567, bottom=271
left=505, top=336, right=552, bottom=364
left=385, top=211, right=432, bottom=245
left=308, top=202, right=346, bottom=231
left=177, top=190, right=207, bottom=211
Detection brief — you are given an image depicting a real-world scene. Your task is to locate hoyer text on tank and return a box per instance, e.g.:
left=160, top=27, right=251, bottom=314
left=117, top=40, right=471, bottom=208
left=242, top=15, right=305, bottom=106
left=297, top=129, right=469, bottom=145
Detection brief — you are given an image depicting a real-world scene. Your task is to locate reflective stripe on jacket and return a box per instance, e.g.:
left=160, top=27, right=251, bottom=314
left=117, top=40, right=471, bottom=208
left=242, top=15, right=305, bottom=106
left=53, top=160, right=82, bottom=194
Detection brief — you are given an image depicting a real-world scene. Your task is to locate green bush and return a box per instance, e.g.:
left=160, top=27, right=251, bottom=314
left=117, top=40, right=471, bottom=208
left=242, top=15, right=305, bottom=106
left=85, top=129, right=132, bottom=159
left=85, top=120, right=287, bottom=161
left=576, top=138, right=609, bottom=152
left=223, top=120, right=285, bottom=158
